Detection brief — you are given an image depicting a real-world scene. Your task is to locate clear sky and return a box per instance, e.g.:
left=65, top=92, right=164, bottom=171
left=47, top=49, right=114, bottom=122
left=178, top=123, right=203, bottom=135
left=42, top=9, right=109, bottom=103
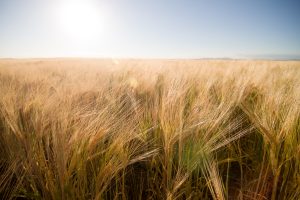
left=0, top=0, right=299, bottom=59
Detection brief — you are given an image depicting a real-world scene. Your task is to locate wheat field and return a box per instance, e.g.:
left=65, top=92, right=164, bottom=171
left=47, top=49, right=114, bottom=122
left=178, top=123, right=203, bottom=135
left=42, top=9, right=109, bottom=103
left=0, top=59, right=299, bottom=200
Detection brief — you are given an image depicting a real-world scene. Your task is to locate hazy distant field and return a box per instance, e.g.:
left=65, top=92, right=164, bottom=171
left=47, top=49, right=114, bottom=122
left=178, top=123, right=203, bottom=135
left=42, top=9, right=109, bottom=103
left=0, top=59, right=299, bottom=200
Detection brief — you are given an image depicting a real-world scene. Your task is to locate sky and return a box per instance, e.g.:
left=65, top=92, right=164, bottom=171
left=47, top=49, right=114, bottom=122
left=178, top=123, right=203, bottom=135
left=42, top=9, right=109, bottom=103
left=0, top=0, right=299, bottom=59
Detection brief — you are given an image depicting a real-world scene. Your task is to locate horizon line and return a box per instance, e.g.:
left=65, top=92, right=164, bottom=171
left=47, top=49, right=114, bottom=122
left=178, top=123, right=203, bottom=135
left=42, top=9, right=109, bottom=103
left=1, top=56, right=300, bottom=61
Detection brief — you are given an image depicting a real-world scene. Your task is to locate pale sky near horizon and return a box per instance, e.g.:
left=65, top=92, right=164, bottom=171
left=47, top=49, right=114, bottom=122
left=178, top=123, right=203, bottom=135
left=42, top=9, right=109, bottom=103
left=0, top=0, right=299, bottom=59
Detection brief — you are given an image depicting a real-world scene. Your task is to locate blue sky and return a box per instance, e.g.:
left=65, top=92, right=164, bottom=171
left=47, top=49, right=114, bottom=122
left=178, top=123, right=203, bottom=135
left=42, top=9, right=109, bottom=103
left=0, top=0, right=299, bottom=59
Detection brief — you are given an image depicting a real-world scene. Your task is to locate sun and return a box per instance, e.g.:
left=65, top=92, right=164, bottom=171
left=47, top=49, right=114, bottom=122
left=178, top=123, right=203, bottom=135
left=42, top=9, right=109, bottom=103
left=57, top=0, right=106, bottom=42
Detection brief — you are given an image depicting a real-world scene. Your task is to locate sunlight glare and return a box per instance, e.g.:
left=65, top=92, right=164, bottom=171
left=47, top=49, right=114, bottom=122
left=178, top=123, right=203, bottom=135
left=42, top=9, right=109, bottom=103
left=57, top=0, right=106, bottom=42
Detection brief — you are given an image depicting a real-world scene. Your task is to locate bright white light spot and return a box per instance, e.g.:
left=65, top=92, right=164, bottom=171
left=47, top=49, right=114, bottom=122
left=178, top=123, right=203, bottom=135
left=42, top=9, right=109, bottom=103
left=57, top=0, right=106, bottom=43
